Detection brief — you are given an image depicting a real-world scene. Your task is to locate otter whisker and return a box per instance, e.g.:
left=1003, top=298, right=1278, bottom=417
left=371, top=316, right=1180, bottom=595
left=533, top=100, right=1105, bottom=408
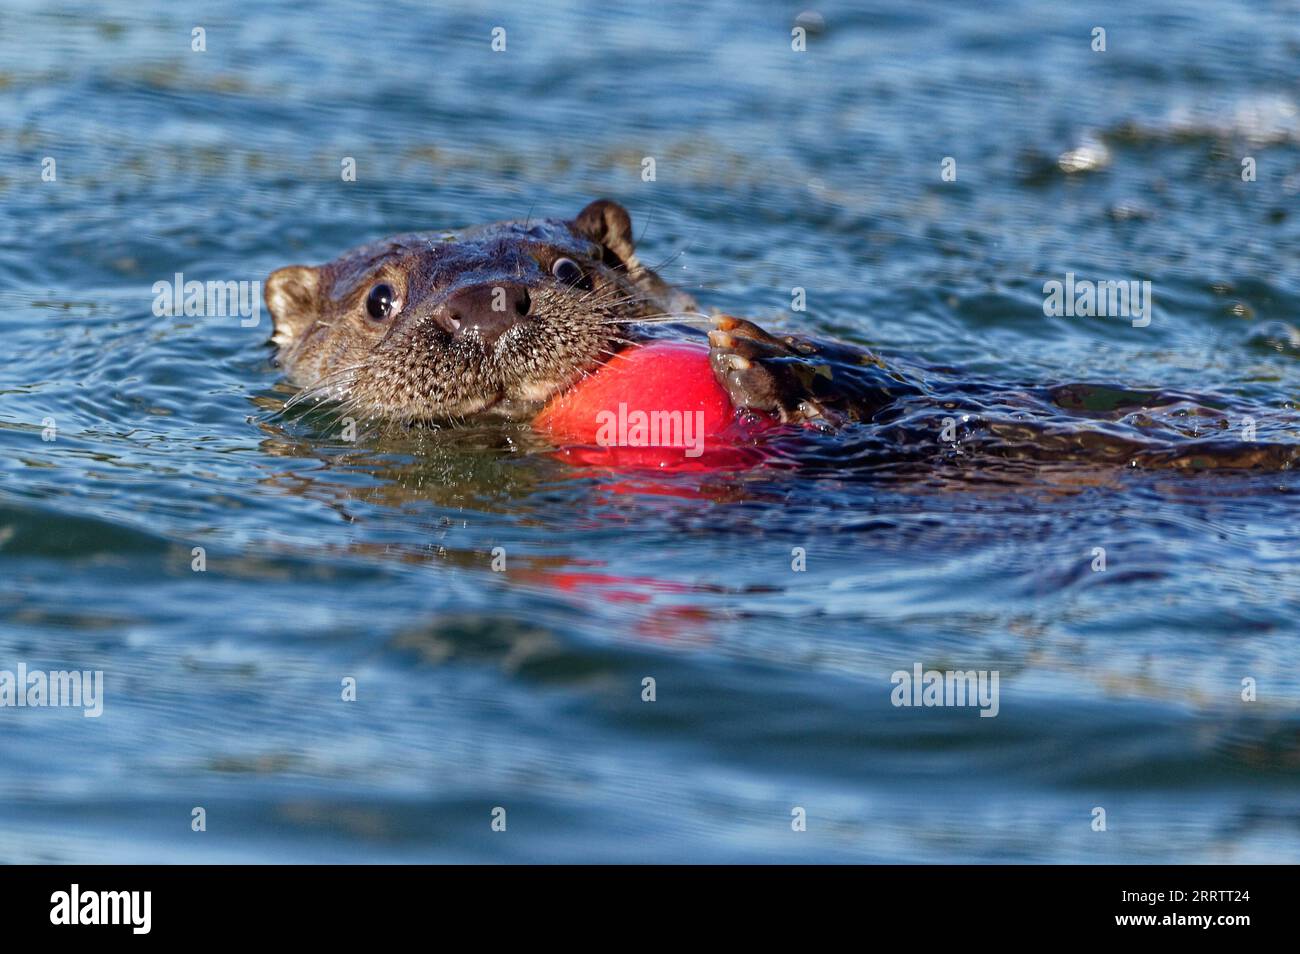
left=280, top=362, right=366, bottom=413
left=599, top=312, right=713, bottom=325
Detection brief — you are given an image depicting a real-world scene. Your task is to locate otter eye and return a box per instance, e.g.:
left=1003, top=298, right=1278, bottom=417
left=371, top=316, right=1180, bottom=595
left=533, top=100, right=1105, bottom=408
left=552, top=257, right=591, bottom=291
left=365, top=283, right=396, bottom=321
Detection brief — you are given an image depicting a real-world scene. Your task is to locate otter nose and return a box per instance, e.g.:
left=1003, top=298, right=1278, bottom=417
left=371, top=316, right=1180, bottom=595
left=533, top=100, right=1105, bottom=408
left=440, top=283, right=532, bottom=348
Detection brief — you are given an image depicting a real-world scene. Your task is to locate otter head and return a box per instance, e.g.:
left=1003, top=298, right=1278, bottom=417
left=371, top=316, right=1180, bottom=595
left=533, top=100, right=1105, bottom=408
left=266, top=199, right=693, bottom=422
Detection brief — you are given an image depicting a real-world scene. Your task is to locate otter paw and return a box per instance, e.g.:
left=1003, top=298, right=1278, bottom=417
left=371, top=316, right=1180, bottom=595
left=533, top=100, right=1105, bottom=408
left=708, top=315, right=833, bottom=424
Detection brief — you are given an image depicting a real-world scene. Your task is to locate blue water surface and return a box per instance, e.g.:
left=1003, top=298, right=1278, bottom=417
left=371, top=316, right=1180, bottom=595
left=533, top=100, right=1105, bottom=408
left=1, top=0, right=1298, bottom=862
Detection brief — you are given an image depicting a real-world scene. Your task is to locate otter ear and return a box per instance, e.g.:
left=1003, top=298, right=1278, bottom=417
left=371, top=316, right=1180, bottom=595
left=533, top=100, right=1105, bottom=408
left=572, top=198, right=697, bottom=314
left=572, top=199, right=639, bottom=270
left=265, top=265, right=320, bottom=347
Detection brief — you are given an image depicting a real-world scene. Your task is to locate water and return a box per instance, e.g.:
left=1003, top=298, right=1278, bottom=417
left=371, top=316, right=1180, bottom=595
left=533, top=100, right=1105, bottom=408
left=2, top=0, right=1298, bottom=862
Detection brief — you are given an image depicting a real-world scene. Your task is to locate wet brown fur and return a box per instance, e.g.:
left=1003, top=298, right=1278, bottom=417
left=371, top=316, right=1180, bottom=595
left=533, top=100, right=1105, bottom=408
left=266, top=200, right=695, bottom=423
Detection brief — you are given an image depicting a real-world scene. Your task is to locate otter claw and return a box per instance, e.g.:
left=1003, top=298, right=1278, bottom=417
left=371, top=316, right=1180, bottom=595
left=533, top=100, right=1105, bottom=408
left=711, top=314, right=791, bottom=349
left=715, top=353, right=751, bottom=371
left=709, top=330, right=791, bottom=363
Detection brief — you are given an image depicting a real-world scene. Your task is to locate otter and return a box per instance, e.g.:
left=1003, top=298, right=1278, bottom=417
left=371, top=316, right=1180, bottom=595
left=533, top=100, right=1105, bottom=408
left=267, top=198, right=902, bottom=426
left=267, top=200, right=1296, bottom=471
left=268, top=200, right=700, bottom=422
